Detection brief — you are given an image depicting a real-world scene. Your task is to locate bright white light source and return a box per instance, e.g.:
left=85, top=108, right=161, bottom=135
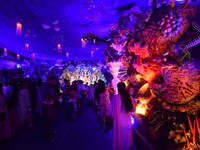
left=131, top=116, right=134, bottom=124
left=16, top=64, right=21, bottom=68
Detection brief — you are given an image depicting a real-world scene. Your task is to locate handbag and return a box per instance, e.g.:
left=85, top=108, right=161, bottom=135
left=0, top=112, right=6, bottom=122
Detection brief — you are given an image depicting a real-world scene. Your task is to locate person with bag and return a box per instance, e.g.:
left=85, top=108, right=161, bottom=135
left=0, top=82, right=12, bottom=141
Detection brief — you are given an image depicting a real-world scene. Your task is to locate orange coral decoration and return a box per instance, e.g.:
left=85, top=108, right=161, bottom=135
left=151, top=63, right=200, bottom=104
left=128, top=42, right=150, bottom=59
left=133, top=62, right=161, bottom=82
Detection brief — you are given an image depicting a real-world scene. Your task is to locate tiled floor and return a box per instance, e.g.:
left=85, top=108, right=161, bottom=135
left=0, top=103, right=113, bottom=150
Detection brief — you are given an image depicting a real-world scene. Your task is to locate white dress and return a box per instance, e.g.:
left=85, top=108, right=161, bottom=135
left=111, top=94, right=133, bottom=150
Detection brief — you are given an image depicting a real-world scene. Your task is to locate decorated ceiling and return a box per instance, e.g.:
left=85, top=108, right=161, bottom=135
left=0, top=0, right=150, bottom=62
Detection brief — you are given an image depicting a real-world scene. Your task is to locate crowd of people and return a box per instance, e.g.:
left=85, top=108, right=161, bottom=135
left=0, top=76, right=136, bottom=150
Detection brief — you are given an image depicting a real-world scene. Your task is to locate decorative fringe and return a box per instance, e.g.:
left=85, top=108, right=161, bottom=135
left=183, top=36, right=200, bottom=50
left=192, top=21, right=200, bottom=33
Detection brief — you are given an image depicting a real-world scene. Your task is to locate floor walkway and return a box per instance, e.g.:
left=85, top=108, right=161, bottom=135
left=0, top=103, right=113, bottom=150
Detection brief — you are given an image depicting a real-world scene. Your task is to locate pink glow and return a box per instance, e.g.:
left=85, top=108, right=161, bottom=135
left=66, top=52, right=69, bottom=58
left=25, top=43, right=29, bottom=50
left=16, top=22, right=22, bottom=35
left=4, top=48, right=8, bottom=56
left=57, top=44, right=62, bottom=53
left=81, top=38, right=86, bottom=47
left=16, top=54, right=20, bottom=59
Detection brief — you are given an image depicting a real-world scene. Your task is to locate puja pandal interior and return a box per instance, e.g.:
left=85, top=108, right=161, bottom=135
left=1, top=0, right=200, bottom=149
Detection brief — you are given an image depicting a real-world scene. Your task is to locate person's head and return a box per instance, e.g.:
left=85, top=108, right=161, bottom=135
left=72, top=81, right=77, bottom=87
left=79, top=80, right=83, bottom=84
left=21, top=80, right=28, bottom=89
left=97, top=80, right=106, bottom=94
left=117, top=82, right=133, bottom=113
left=117, top=82, right=126, bottom=94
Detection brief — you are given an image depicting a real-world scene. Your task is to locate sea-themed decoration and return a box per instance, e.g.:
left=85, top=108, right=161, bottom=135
left=135, top=103, right=147, bottom=116
left=128, top=42, right=150, bottom=59
left=192, top=21, right=200, bottom=33
left=182, top=36, right=200, bottom=50
left=110, top=39, right=127, bottom=52
left=107, top=61, right=122, bottom=94
left=133, top=62, right=161, bottom=82
left=118, top=66, right=128, bottom=81
left=169, top=116, right=200, bottom=150
left=163, top=99, right=200, bottom=115
left=150, top=63, right=200, bottom=104
left=157, top=11, right=185, bottom=38
left=142, top=4, right=194, bottom=55
left=135, top=83, right=154, bottom=115
left=42, top=20, right=60, bottom=31
left=171, top=0, right=175, bottom=8
left=182, top=22, right=200, bottom=50
left=90, top=48, right=98, bottom=58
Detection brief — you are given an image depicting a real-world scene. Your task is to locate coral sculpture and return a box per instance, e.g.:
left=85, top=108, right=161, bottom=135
left=150, top=63, right=200, bottom=104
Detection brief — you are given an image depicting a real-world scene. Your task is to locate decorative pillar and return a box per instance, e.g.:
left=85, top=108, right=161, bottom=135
left=107, top=61, right=122, bottom=94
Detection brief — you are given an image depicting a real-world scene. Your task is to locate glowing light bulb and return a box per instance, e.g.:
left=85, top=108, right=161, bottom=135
left=57, top=44, right=62, bottom=53
left=66, top=52, right=69, bottom=58
left=16, top=54, right=20, bottom=60
left=16, top=22, right=22, bottom=35
left=81, top=38, right=86, bottom=47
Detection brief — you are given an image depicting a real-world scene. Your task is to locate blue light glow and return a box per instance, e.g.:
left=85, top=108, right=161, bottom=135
left=131, top=116, right=134, bottom=125
left=16, top=64, right=21, bottom=68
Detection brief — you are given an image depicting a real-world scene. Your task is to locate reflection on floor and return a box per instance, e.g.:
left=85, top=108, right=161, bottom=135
left=0, top=103, right=113, bottom=150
